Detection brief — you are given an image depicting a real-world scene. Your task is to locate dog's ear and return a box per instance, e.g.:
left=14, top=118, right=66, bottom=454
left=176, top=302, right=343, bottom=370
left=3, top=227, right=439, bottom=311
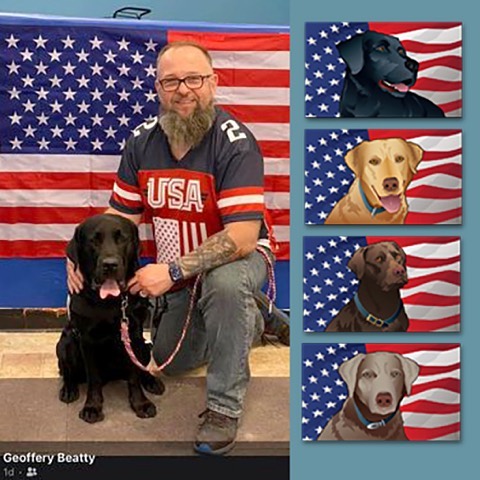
left=348, top=246, right=367, bottom=279
left=66, top=223, right=82, bottom=269
left=407, top=141, right=424, bottom=174
left=339, top=354, right=366, bottom=397
left=337, top=34, right=365, bottom=75
left=344, top=145, right=360, bottom=176
left=396, top=354, right=420, bottom=396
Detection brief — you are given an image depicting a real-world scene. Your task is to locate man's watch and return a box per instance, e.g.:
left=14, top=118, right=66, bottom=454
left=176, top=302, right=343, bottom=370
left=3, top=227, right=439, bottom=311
left=168, top=261, right=184, bottom=283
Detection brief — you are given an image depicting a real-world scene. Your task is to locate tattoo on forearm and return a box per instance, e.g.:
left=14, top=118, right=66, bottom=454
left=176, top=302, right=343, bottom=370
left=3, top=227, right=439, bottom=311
left=178, top=230, right=239, bottom=279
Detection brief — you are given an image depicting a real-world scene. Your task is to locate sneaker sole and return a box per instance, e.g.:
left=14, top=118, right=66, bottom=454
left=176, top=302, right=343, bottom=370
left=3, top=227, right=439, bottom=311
left=194, top=441, right=236, bottom=456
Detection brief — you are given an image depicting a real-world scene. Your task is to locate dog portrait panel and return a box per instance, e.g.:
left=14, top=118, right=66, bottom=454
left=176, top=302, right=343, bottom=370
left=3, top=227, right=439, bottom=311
left=305, top=129, right=462, bottom=225
left=302, top=343, right=461, bottom=441
left=305, top=22, right=462, bottom=118
left=303, top=236, right=460, bottom=333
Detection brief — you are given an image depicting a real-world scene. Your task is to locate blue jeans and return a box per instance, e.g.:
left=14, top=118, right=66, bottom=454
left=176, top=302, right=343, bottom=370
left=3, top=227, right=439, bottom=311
left=150, top=249, right=272, bottom=418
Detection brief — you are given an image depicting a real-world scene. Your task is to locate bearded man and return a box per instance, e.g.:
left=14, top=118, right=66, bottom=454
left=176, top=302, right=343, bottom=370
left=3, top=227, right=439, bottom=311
left=67, top=41, right=289, bottom=455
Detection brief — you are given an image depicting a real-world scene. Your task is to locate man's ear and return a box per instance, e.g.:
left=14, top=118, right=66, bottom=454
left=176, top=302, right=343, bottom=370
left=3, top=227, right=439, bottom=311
left=339, top=354, right=366, bottom=397
left=66, top=224, right=82, bottom=268
left=348, top=246, right=368, bottom=279
left=337, top=33, right=365, bottom=75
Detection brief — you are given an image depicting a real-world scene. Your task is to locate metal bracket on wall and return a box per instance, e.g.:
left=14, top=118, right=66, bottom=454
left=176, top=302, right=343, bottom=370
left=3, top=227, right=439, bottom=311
left=112, top=7, right=152, bottom=19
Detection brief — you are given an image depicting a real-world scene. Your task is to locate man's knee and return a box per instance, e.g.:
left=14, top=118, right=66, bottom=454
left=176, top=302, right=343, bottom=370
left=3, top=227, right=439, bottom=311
left=202, top=261, right=249, bottom=300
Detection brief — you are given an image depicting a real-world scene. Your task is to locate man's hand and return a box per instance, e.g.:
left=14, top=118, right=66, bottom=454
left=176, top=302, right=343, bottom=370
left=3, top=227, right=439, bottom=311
left=66, top=258, right=84, bottom=294
left=128, top=264, right=174, bottom=297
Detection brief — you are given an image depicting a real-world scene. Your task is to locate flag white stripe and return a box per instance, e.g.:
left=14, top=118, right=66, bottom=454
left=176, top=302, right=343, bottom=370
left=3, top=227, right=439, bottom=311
left=245, top=123, right=290, bottom=141
left=182, top=221, right=189, bottom=254
left=411, top=89, right=461, bottom=105
left=406, top=132, right=461, bottom=152
left=113, top=182, right=142, bottom=202
left=408, top=197, right=462, bottom=214
left=404, top=304, right=460, bottom=320
left=448, top=109, right=462, bottom=117
left=264, top=158, right=290, bottom=175
left=414, top=369, right=460, bottom=385
left=190, top=223, right=199, bottom=250
left=402, top=240, right=459, bottom=259
left=438, top=216, right=462, bottom=225
left=436, top=324, right=460, bottom=332
left=402, top=389, right=460, bottom=406
left=265, top=192, right=289, bottom=210
left=211, top=51, right=290, bottom=70
left=218, top=194, right=264, bottom=208
left=419, top=66, right=462, bottom=82
left=401, top=281, right=459, bottom=298
left=402, top=412, right=460, bottom=429
left=431, top=432, right=461, bottom=441
left=273, top=225, right=289, bottom=242
left=409, top=173, right=462, bottom=190
left=395, top=25, right=462, bottom=44
left=199, top=223, right=208, bottom=243
left=402, top=347, right=460, bottom=367
left=407, top=263, right=460, bottom=279
left=409, top=46, right=462, bottom=63
left=420, top=155, right=461, bottom=168
left=216, top=86, right=290, bottom=106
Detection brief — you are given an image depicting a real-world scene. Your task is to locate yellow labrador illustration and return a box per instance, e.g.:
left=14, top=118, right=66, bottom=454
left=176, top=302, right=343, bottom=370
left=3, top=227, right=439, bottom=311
left=324, top=138, right=423, bottom=224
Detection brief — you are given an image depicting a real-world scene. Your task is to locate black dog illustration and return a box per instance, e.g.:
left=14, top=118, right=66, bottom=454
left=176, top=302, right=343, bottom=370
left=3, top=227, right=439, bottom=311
left=337, top=30, right=445, bottom=117
left=326, top=241, right=410, bottom=332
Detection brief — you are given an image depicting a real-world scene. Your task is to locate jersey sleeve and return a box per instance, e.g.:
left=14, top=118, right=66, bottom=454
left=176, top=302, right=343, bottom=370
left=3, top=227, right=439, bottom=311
left=216, top=127, right=265, bottom=225
left=109, top=135, right=145, bottom=215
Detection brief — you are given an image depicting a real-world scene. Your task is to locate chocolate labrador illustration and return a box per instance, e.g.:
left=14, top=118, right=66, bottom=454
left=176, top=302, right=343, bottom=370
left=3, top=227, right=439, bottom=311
left=324, top=138, right=424, bottom=225
left=318, top=352, right=420, bottom=441
left=56, top=214, right=165, bottom=423
left=337, top=30, right=445, bottom=117
left=326, top=241, right=409, bottom=332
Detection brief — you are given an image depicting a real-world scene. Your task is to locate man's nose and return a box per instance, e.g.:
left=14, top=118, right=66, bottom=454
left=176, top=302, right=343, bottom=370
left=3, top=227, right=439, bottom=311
left=176, top=81, right=191, bottom=94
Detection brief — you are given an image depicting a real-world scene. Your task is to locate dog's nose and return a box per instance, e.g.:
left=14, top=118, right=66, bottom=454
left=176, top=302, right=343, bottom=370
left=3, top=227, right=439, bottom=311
left=405, top=58, right=418, bottom=73
left=383, top=177, right=399, bottom=193
left=376, top=393, right=393, bottom=408
left=394, top=264, right=406, bottom=277
left=102, top=257, right=119, bottom=273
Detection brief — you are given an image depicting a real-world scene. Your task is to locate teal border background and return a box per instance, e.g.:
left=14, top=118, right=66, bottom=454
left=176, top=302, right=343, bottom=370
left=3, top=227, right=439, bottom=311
left=291, top=3, right=474, bottom=480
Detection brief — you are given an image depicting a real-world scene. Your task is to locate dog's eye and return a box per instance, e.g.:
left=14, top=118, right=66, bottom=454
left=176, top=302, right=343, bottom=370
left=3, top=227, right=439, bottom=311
left=375, top=45, right=388, bottom=53
left=113, top=229, right=126, bottom=242
left=369, top=158, right=380, bottom=166
left=398, top=47, right=406, bottom=57
left=391, top=371, right=401, bottom=378
left=375, top=256, right=384, bottom=263
left=395, top=155, right=405, bottom=163
left=362, top=371, right=375, bottom=379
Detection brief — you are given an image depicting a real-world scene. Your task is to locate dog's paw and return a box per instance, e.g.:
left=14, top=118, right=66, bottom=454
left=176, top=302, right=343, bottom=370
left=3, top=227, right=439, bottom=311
left=132, top=400, right=157, bottom=419
left=79, top=406, right=105, bottom=423
left=59, top=385, right=79, bottom=403
left=141, top=376, right=165, bottom=396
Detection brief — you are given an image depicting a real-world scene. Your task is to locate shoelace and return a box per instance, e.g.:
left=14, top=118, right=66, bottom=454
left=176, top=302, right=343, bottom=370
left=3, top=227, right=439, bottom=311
left=198, top=409, right=233, bottom=429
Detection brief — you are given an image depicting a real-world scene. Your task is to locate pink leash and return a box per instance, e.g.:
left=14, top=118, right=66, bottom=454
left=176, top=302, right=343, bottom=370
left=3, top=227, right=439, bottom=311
left=120, top=247, right=276, bottom=376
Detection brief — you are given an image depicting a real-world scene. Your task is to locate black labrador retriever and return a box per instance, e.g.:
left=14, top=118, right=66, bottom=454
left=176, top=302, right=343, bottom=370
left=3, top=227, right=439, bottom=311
left=326, top=241, right=409, bottom=332
left=56, top=213, right=165, bottom=423
left=337, top=30, right=445, bottom=117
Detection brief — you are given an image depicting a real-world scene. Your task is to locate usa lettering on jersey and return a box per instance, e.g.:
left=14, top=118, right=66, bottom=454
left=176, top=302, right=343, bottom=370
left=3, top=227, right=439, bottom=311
left=147, top=177, right=204, bottom=212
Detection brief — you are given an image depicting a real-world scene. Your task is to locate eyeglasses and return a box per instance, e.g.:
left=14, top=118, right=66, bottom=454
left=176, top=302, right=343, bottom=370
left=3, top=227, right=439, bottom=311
left=157, top=74, right=213, bottom=92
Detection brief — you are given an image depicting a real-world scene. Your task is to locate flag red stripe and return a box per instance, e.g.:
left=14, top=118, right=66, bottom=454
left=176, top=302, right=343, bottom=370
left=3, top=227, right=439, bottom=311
left=438, top=98, right=462, bottom=113
left=422, top=148, right=462, bottom=162
left=366, top=344, right=459, bottom=355
left=167, top=30, right=290, bottom=51
left=413, top=77, right=462, bottom=92
left=404, top=270, right=460, bottom=288
left=401, top=292, right=459, bottom=307
left=411, top=378, right=460, bottom=396
left=367, top=236, right=459, bottom=248
left=369, top=129, right=461, bottom=139
left=259, top=140, right=290, bottom=158
left=368, top=22, right=461, bottom=35
left=265, top=176, right=289, bottom=192
left=269, top=209, right=290, bottom=225
left=405, top=208, right=462, bottom=224
left=404, top=423, right=460, bottom=442
left=420, top=363, right=461, bottom=376
left=401, top=39, right=463, bottom=54
left=408, top=317, right=460, bottom=332
left=217, top=68, right=290, bottom=88
left=401, top=400, right=460, bottom=414
left=410, top=163, right=462, bottom=181
left=419, top=56, right=462, bottom=71
left=407, top=185, right=461, bottom=199
left=406, top=255, right=460, bottom=269
left=219, top=105, right=290, bottom=123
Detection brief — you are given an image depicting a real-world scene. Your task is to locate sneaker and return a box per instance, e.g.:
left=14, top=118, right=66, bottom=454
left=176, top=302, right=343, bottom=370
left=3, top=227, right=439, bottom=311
left=254, top=291, right=290, bottom=346
left=194, top=409, right=238, bottom=455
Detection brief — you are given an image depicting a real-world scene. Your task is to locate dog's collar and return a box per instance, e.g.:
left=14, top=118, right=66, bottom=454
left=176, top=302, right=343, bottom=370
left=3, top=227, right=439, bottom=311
left=354, top=293, right=402, bottom=329
left=359, top=182, right=386, bottom=217
left=353, top=400, right=398, bottom=430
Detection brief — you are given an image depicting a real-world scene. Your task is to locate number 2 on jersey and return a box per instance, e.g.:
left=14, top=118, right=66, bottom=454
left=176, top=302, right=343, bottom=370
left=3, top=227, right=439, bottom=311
left=221, top=120, right=247, bottom=143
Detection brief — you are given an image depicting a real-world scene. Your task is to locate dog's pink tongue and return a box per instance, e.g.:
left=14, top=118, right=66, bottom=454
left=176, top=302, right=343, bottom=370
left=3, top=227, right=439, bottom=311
left=393, top=82, right=410, bottom=93
left=100, top=280, right=121, bottom=299
left=380, top=195, right=401, bottom=213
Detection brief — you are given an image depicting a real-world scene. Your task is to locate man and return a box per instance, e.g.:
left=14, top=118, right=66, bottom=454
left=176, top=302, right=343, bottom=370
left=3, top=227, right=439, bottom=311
left=67, top=41, right=289, bottom=455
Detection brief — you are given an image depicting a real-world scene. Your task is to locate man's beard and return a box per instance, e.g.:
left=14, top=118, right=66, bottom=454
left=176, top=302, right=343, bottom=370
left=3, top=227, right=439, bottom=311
left=158, top=101, right=216, bottom=149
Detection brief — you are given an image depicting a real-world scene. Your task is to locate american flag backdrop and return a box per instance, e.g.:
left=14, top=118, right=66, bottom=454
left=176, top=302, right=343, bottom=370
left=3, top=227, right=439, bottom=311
left=303, top=236, right=461, bottom=333
left=0, top=14, right=290, bottom=307
left=302, top=343, right=461, bottom=441
left=305, top=22, right=462, bottom=117
left=305, top=129, right=462, bottom=225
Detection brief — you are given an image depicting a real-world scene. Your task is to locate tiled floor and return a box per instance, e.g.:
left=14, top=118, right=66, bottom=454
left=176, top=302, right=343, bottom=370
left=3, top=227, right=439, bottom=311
left=0, top=331, right=290, bottom=456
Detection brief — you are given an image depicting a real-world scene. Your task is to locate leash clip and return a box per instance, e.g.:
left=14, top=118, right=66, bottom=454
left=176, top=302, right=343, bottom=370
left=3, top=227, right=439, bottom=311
left=366, top=420, right=386, bottom=430
left=121, top=295, right=129, bottom=323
